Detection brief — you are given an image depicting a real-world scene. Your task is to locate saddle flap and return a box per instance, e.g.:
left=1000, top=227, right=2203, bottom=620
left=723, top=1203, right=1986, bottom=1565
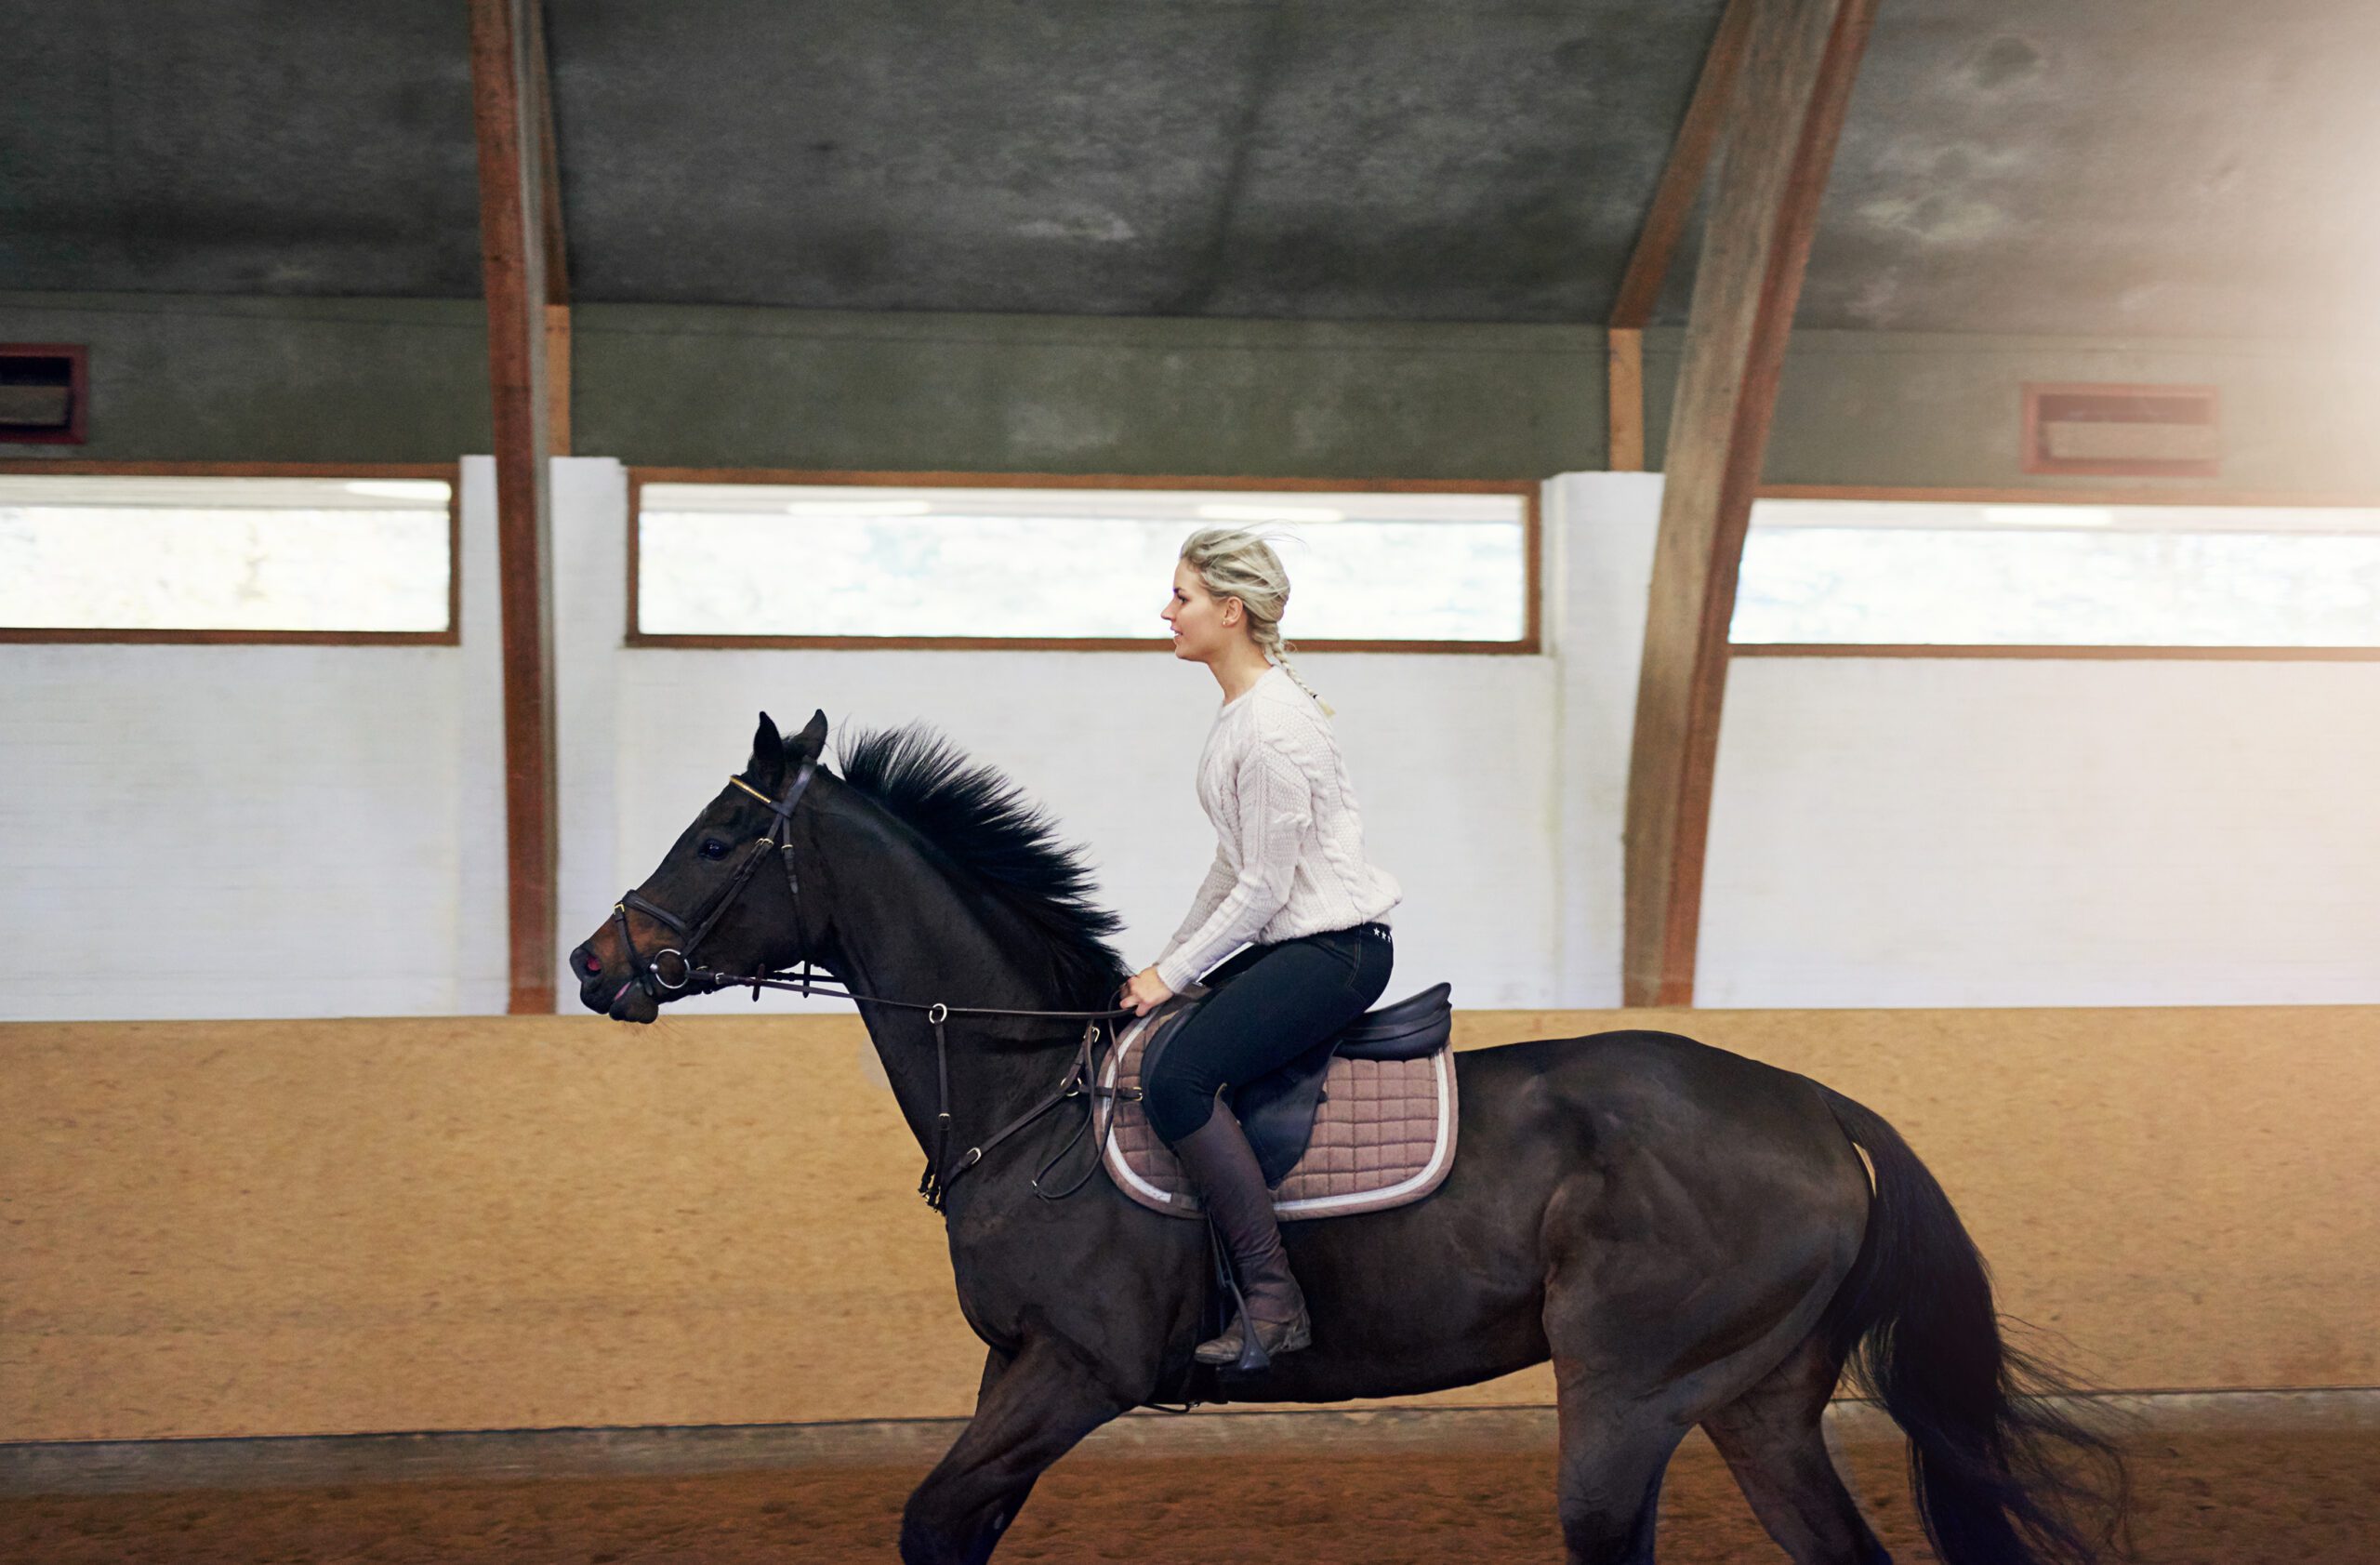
left=1231, top=1037, right=1338, bottom=1187
left=1330, top=981, right=1453, bottom=1061
left=1139, top=1005, right=1333, bottom=1187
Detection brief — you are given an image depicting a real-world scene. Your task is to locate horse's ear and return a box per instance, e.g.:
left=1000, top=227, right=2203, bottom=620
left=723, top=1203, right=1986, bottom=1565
left=747, top=711, right=787, bottom=786
left=790, top=708, right=829, bottom=763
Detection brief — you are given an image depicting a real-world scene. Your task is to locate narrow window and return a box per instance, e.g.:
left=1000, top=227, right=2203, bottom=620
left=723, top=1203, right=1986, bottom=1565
left=1731, top=496, right=2380, bottom=652
left=631, top=475, right=1537, bottom=651
left=0, top=471, right=457, bottom=643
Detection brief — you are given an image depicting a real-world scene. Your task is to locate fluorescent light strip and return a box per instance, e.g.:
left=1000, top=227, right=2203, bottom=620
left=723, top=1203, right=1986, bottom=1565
left=1195, top=503, right=1345, bottom=524
left=786, top=499, right=935, bottom=518
left=342, top=480, right=453, bottom=501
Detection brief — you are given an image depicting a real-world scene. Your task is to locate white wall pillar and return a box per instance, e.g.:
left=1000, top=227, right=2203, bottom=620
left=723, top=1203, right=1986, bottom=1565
left=452, top=456, right=510, bottom=1014
left=1545, top=471, right=1663, bottom=1006
left=549, top=457, right=629, bottom=1008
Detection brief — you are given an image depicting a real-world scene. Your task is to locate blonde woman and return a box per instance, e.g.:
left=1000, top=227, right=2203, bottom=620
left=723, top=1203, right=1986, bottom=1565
left=1117, top=526, right=1401, bottom=1367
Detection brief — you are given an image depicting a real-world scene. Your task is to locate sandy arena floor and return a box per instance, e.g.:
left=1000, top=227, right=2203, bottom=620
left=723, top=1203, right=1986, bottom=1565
left=3, top=1418, right=2373, bottom=1565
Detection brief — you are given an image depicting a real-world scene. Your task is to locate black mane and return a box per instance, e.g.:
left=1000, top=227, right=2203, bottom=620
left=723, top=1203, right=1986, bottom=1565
left=835, top=724, right=1129, bottom=1008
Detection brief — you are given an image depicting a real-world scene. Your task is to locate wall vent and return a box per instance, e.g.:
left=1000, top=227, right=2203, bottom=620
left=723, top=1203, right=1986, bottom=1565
left=0, top=345, right=87, bottom=444
left=2021, top=382, right=2218, bottom=478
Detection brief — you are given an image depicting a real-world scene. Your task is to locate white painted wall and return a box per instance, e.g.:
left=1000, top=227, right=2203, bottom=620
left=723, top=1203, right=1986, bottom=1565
left=0, top=458, right=507, bottom=1019
left=1699, top=656, right=2380, bottom=1006
left=9, top=463, right=2374, bottom=1017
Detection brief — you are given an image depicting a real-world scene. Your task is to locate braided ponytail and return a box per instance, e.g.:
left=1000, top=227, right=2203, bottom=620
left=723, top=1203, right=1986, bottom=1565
left=1252, top=626, right=1335, bottom=718
left=1178, top=526, right=1334, bottom=717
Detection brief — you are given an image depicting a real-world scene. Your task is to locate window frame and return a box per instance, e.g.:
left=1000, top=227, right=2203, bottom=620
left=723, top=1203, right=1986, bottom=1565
left=0, top=459, right=463, bottom=646
left=1730, top=484, right=2380, bottom=663
left=625, top=467, right=1542, bottom=655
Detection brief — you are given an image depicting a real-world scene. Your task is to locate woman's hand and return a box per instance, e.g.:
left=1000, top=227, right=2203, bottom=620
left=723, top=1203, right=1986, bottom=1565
left=1118, top=965, right=1175, bottom=1017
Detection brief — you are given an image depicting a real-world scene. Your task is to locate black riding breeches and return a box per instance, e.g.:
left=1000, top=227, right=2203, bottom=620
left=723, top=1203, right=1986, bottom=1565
left=1142, top=922, right=1395, bottom=1145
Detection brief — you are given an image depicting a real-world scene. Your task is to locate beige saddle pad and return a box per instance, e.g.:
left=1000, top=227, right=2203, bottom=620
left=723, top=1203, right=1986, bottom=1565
left=1099, top=1002, right=1459, bottom=1221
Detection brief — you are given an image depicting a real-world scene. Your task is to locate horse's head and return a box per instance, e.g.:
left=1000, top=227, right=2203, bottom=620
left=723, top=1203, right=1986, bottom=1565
left=571, top=708, right=830, bottom=1022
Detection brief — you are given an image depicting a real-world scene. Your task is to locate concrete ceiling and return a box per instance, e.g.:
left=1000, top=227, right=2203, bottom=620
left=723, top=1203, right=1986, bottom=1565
left=5, top=0, right=2376, bottom=337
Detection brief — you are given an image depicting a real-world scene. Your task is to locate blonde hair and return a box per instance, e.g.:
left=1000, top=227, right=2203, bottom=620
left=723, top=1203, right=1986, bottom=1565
left=1178, top=526, right=1333, bottom=716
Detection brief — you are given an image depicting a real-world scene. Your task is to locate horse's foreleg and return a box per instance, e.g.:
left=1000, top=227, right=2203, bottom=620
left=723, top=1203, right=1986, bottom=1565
left=962, top=1346, right=1047, bottom=1560
left=899, top=1335, right=1128, bottom=1565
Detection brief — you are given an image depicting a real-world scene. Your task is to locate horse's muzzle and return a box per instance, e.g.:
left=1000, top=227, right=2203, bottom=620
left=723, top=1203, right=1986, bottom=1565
left=570, top=938, right=659, bottom=1021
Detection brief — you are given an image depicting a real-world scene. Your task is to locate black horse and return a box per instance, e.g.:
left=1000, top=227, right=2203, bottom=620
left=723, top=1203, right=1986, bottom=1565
left=574, top=711, right=2123, bottom=1565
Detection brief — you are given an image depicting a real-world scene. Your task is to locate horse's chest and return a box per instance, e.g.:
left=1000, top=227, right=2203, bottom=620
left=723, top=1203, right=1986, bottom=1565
left=941, top=1202, right=1195, bottom=1348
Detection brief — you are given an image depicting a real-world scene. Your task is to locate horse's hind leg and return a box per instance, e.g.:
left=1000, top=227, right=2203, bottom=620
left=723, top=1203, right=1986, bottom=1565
left=1552, top=1355, right=1693, bottom=1565
left=1700, top=1332, right=1891, bottom=1565
left=899, top=1337, right=1127, bottom=1565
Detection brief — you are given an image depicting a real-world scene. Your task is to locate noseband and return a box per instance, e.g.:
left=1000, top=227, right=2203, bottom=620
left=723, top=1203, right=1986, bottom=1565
left=604, top=755, right=1136, bottom=1212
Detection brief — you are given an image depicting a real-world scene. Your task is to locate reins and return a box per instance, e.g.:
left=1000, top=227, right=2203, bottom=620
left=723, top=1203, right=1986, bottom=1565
left=608, top=759, right=1141, bottom=1214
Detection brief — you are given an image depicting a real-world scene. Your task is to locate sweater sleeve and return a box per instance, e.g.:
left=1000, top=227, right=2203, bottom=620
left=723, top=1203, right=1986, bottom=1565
left=1153, top=715, right=1315, bottom=993
left=1152, top=846, right=1236, bottom=974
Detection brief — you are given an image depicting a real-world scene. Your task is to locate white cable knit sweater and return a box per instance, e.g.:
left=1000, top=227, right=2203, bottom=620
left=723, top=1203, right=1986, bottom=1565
left=1151, top=665, right=1403, bottom=993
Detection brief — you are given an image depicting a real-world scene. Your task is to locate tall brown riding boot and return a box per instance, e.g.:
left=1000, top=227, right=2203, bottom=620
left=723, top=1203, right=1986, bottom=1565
left=1170, top=1109, right=1311, bottom=1369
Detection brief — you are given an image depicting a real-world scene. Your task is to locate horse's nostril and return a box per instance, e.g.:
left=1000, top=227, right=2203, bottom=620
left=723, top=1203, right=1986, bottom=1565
left=582, top=953, right=602, bottom=974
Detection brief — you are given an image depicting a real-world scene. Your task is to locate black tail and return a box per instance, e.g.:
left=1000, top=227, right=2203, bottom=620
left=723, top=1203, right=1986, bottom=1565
left=1818, top=1085, right=2129, bottom=1565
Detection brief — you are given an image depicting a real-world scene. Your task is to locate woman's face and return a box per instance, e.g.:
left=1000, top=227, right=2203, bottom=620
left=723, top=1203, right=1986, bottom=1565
left=1163, top=561, right=1242, bottom=663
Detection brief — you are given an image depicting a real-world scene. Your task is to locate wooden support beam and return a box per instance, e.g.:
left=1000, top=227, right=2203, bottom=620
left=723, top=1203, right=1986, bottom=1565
left=1610, top=0, right=1756, bottom=332
left=1606, top=0, right=1753, bottom=471
left=469, top=0, right=559, bottom=1015
left=1607, top=327, right=1645, bottom=471
left=529, top=0, right=567, bottom=305
left=1621, top=0, right=1877, bottom=1007
left=545, top=304, right=572, bottom=457
left=527, top=0, right=571, bottom=456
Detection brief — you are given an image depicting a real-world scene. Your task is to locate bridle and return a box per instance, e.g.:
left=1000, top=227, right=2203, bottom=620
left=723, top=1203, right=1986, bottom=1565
left=611, top=761, right=822, bottom=1002
left=605, top=756, right=1139, bottom=1213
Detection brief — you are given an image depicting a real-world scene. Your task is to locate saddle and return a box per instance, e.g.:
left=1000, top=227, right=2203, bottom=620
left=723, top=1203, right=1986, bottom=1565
left=1102, top=981, right=1460, bottom=1221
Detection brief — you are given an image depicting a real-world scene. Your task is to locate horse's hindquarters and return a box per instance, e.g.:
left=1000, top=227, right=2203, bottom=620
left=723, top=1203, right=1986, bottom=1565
left=1210, top=1032, right=1872, bottom=1409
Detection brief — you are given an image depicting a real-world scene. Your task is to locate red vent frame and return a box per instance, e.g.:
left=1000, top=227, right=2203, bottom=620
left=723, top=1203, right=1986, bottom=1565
left=2021, top=381, right=2219, bottom=479
left=0, top=344, right=88, bottom=445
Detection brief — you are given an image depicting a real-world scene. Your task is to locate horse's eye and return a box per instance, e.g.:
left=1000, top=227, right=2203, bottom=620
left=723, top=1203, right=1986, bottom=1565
left=700, top=839, right=730, bottom=860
